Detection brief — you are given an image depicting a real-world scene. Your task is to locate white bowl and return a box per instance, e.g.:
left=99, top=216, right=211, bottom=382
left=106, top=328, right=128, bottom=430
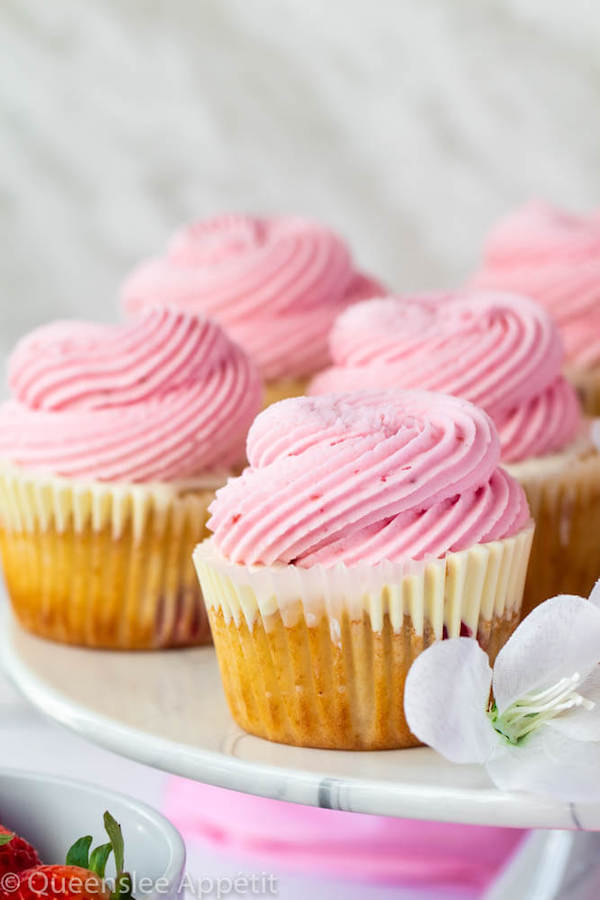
left=0, top=769, right=185, bottom=900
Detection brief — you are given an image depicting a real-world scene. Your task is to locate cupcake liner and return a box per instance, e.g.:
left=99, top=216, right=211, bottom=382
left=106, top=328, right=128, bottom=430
left=565, top=366, right=600, bottom=417
left=508, top=445, right=600, bottom=617
left=0, top=465, right=222, bottom=649
left=194, top=528, right=533, bottom=750
left=263, top=376, right=310, bottom=408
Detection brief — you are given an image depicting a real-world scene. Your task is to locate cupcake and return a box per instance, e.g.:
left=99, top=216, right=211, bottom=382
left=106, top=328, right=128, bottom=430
left=311, top=292, right=600, bottom=616
left=469, top=201, right=600, bottom=414
left=121, top=214, right=383, bottom=406
left=194, top=391, right=533, bottom=750
left=0, top=307, right=261, bottom=649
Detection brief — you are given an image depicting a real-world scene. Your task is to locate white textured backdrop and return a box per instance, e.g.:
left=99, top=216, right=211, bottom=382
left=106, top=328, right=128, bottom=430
left=2, top=0, right=600, bottom=360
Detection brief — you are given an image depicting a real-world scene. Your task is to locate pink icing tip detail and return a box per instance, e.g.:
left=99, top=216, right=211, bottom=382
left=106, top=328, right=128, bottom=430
left=469, top=201, right=600, bottom=369
left=121, top=214, right=384, bottom=379
left=0, top=308, right=262, bottom=483
left=310, top=291, right=582, bottom=462
left=207, top=390, right=530, bottom=566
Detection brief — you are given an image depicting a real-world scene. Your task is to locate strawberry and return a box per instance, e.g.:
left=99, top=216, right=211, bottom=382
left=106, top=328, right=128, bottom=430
left=3, top=813, right=132, bottom=900
left=0, top=826, right=41, bottom=877
left=8, top=866, right=110, bottom=900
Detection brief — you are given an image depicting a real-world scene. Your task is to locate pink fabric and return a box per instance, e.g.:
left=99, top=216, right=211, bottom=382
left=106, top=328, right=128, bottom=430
left=207, top=390, right=530, bottom=566
left=164, top=780, right=525, bottom=889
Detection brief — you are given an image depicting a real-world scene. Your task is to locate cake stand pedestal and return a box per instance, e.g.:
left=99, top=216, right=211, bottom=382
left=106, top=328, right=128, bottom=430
left=2, top=605, right=599, bottom=898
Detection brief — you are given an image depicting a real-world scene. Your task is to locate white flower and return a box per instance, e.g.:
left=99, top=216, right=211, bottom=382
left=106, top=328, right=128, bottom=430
left=404, top=583, right=600, bottom=803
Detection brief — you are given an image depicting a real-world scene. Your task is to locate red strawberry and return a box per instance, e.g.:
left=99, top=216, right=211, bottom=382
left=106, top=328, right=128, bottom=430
left=2, top=813, right=132, bottom=900
left=0, top=826, right=41, bottom=877
left=10, top=866, right=109, bottom=900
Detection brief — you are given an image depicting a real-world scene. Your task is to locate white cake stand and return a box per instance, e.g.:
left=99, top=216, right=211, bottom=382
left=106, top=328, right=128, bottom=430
left=2, top=606, right=600, bottom=899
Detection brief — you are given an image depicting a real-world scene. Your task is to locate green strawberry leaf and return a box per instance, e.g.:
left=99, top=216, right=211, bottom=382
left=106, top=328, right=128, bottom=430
left=0, top=834, right=14, bottom=847
left=103, top=812, right=124, bottom=877
left=111, top=872, right=133, bottom=900
left=89, top=842, right=113, bottom=879
left=65, top=811, right=132, bottom=897
left=66, top=835, right=93, bottom=868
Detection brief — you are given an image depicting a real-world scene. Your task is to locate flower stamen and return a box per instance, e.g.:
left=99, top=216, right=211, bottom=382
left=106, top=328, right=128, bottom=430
left=489, top=672, right=595, bottom=744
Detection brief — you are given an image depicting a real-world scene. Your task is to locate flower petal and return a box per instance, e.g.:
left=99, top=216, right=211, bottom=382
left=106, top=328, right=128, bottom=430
left=548, top=665, right=600, bottom=741
left=404, top=638, right=497, bottom=763
left=486, top=727, right=600, bottom=803
left=588, top=579, right=600, bottom=609
left=493, top=595, right=600, bottom=713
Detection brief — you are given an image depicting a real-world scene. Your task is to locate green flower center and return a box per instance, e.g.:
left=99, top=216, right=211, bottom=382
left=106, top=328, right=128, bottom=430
left=488, top=672, right=594, bottom=745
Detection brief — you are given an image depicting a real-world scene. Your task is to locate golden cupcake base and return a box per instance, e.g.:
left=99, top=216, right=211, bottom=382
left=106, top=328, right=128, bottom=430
left=209, top=607, right=519, bottom=750
left=0, top=467, right=217, bottom=650
left=509, top=444, right=600, bottom=617
left=263, top=376, right=310, bottom=407
left=195, top=528, right=532, bottom=749
left=565, top=365, right=600, bottom=417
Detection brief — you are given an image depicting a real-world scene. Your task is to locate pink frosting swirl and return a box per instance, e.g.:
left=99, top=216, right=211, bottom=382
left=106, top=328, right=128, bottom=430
left=0, top=308, right=262, bottom=482
left=311, top=292, right=582, bottom=462
left=469, top=202, right=600, bottom=368
left=121, top=214, right=383, bottom=379
left=207, top=391, right=530, bottom=566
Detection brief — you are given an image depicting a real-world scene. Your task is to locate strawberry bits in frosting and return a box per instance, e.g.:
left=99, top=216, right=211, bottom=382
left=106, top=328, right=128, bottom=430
left=207, top=391, right=530, bottom=567
left=0, top=308, right=262, bottom=482
left=121, top=214, right=382, bottom=381
left=311, top=292, right=582, bottom=463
